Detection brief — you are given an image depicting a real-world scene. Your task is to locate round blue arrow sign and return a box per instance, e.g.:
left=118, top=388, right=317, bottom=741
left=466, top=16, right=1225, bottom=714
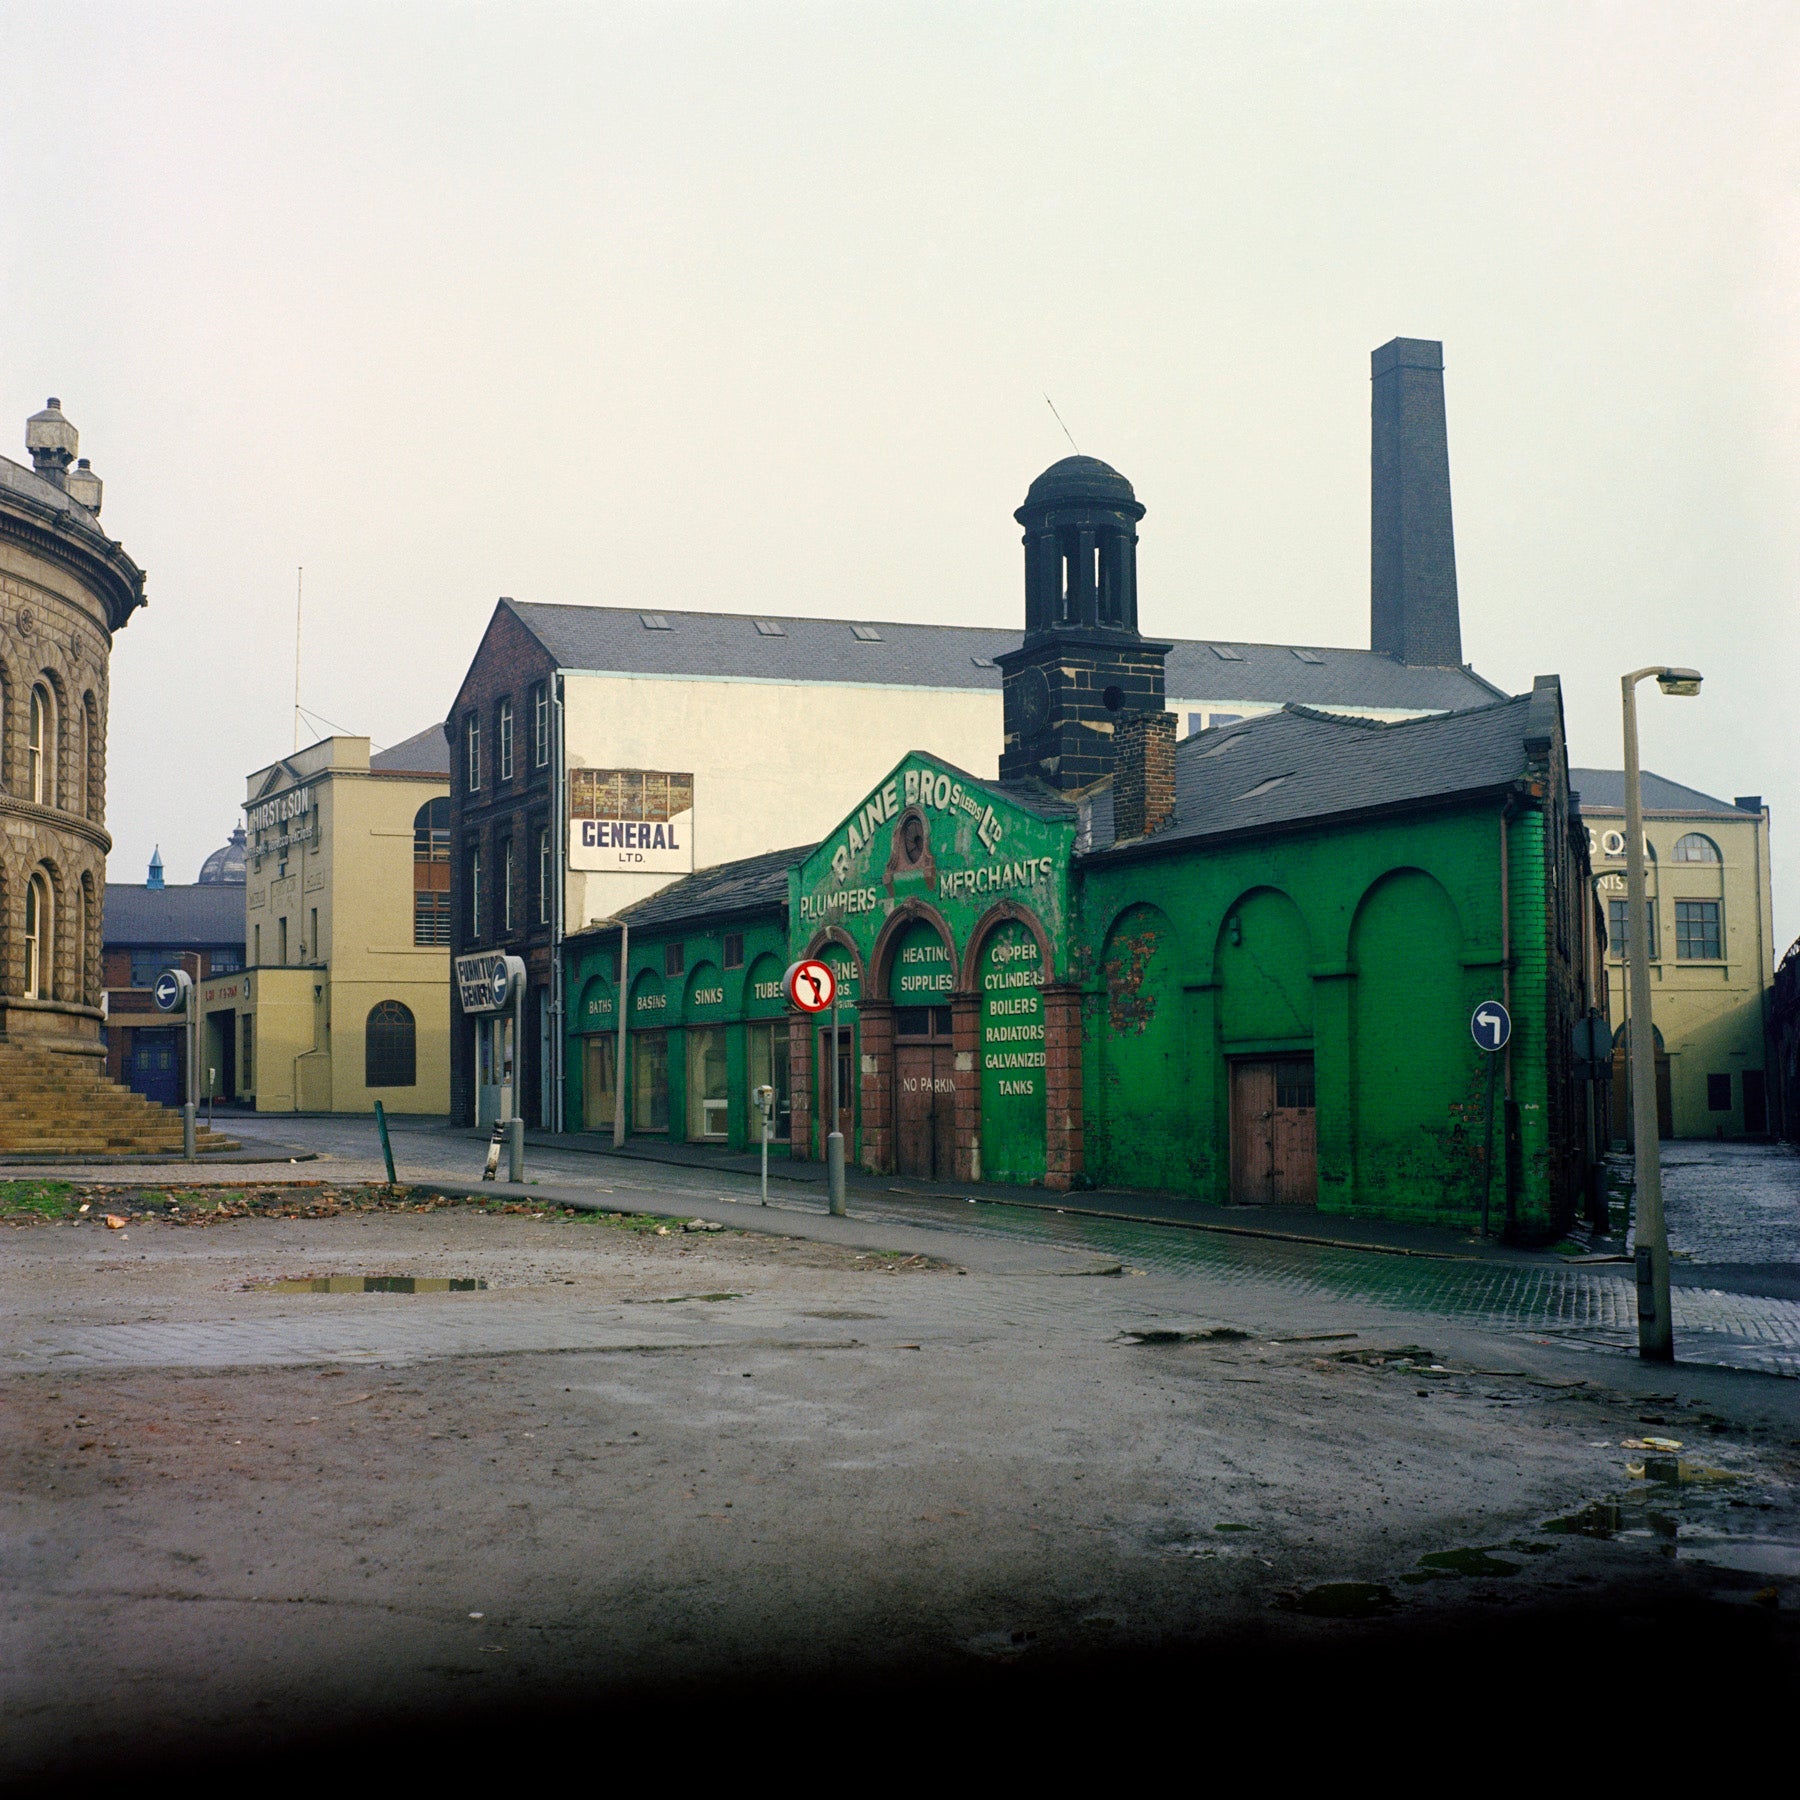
left=153, top=970, right=186, bottom=1013
left=1471, top=1000, right=1512, bottom=1053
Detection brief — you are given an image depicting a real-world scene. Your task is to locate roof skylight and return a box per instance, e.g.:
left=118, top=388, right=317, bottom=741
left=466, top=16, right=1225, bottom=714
left=754, top=619, right=786, bottom=636
left=639, top=613, right=670, bottom=630
left=851, top=625, right=883, bottom=642
left=1209, top=644, right=1244, bottom=661
left=1291, top=648, right=1324, bottom=664
left=971, top=655, right=997, bottom=669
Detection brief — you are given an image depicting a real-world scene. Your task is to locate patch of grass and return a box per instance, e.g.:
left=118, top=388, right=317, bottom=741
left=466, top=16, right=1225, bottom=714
left=0, top=1180, right=76, bottom=1220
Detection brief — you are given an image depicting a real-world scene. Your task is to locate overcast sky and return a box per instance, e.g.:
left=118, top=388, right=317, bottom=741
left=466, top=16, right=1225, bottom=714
left=5, top=3, right=1797, bottom=942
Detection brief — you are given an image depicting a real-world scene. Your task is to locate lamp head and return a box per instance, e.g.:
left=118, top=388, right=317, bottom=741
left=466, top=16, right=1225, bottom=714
left=1657, top=667, right=1703, bottom=697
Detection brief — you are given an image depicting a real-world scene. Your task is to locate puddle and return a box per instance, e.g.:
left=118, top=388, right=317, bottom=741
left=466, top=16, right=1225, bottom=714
left=249, top=1276, right=486, bottom=1294
left=802, top=1309, right=887, bottom=1321
left=1676, top=1538, right=1800, bottom=1578
left=1281, top=1582, right=1395, bottom=1619
left=624, top=1292, right=743, bottom=1306
left=1543, top=1496, right=1679, bottom=1541
left=1402, top=1547, right=1522, bottom=1584
left=1215, top=1522, right=1253, bottom=1533
left=1631, top=1457, right=1738, bottom=1487
left=1121, top=1326, right=1250, bottom=1345
left=1332, top=1345, right=1441, bottom=1369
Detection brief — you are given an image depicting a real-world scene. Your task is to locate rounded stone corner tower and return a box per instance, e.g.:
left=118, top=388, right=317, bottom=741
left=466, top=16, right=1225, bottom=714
left=1, top=397, right=146, bottom=1059
left=998, top=455, right=1168, bottom=793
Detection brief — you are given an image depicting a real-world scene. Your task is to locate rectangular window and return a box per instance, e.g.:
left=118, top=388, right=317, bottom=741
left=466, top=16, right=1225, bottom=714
left=1675, top=899, right=1722, bottom=961
left=664, top=942, right=684, bottom=978
left=746, top=1023, right=791, bottom=1141
left=687, top=1028, right=730, bottom=1140
left=501, top=839, right=514, bottom=933
left=498, top=697, right=514, bottom=782
left=211, top=949, right=242, bottom=974
left=632, top=1029, right=670, bottom=1132
left=723, top=932, right=744, bottom=970
left=537, top=827, right=551, bottom=925
left=1707, top=1073, right=1732, bottom=1112
left=468, top=847, right=482, bottom=936
left=253, top=923, right=260, bottom=967
left=309, top=908, right=318, bottom=960
left=129, top=950, right=175, bottom=988
left=1607, top=897, right=1659, bottom=961
left=533, top=683, right=549, bottom=767
left=465, top=713, right=481, bottom=791
left=279, top=917, right=289, bottom=964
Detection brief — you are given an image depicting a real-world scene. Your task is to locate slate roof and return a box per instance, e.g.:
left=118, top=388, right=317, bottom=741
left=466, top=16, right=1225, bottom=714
left=103, top=883, right=245, bottom=948
left=1084, top=688, right=1552, bottom=862
left=371, top=722, right=451, bottom=775
left=1569, top=768, right=1757, bottom=818
left=507, top=601, right=1500, bottom=712
left=568, top=844, right=817, bottom=941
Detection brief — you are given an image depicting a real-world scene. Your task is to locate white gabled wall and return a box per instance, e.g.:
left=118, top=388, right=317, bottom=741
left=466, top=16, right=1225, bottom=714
left=560, top=671, right=1002, bottom=929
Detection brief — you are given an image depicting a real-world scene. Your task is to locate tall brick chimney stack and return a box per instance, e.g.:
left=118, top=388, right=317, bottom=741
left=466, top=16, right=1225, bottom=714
left=1112, top=710, right=1176, bottom=841
left=1371, top=337, right=1462, bottom=667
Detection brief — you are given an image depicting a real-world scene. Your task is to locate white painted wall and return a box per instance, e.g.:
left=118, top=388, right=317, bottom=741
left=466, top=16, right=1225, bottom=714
left=560, top=671, right=1003, bottom=928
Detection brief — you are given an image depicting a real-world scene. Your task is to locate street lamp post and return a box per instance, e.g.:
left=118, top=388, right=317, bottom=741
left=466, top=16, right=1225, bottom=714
left=1621, top=664, right=1702, bottom=1362
left=590, top=917, right=631, bottom=1149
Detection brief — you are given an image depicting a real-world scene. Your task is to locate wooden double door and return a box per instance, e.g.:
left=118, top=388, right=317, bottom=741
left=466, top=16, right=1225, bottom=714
left=895, top=1006, right=956, bottom=1180
left=1230, top=1056, right=1318, bottom=1206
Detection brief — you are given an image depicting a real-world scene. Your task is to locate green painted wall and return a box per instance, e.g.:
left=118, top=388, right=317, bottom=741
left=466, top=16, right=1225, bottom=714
left=1077, top=799, right=1561, bottom=1234
left=979, top=918, right=1047, bottom=1182
left=562, top=911, right=791, bottom=1152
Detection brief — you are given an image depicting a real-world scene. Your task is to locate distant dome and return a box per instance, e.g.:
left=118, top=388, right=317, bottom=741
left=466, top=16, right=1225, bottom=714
left=1019, top=455, right=1140, bottom=516
left=198, top=825, right=247, bottom=886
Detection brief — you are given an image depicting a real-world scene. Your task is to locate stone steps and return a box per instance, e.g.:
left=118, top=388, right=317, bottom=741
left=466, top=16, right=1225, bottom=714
left=0, top=1042, right=240, bottom=1155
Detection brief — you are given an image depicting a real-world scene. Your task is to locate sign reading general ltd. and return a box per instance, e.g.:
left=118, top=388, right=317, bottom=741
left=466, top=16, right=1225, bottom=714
left=567, top=768, right=695, bottom=875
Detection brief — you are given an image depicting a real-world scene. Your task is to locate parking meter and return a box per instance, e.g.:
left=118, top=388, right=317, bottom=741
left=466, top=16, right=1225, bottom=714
left=753, top=1084, right=775, bottom=1204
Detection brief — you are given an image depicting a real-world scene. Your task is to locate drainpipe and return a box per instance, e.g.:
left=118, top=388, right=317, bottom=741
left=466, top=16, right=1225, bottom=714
left=1499, top=799, right=1512, bottom=1096
left=550, top=674, right=566, bottom=1134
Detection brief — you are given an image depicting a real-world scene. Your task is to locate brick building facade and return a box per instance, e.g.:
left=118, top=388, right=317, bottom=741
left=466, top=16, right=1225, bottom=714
left=446, top=604, right=558, bottom=1127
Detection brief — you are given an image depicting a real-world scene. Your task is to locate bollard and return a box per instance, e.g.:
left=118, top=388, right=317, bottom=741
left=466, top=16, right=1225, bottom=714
left=506, top=1117, right=525, bottom=1184
left=182, top=1102, right=197, bottom=1163
left=374, top=1100, right=398, bottom=1185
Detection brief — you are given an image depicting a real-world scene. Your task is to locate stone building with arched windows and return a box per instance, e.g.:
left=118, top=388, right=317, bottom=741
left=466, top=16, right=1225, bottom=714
left=0, top=399, right=144, bottom=1057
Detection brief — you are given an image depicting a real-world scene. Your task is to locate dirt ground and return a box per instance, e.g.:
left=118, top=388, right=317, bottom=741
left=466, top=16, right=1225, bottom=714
left=5, top=1185, right=1798, bottom=1780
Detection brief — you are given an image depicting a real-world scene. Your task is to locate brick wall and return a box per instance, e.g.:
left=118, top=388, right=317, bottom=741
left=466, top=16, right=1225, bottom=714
left=448, top=604, right=558, bottom=1125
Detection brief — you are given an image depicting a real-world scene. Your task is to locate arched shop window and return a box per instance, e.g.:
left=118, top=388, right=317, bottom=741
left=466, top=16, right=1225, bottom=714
left=366, top=1000, right=417, bottom=1087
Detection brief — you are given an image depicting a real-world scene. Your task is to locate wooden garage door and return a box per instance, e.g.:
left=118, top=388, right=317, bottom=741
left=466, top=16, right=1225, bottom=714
left=1230, top=1057, right=1317, bottom=1206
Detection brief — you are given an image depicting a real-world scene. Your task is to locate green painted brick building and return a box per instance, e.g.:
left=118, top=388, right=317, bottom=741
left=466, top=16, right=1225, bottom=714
left=559, top=428, right=1605, bottom=1241
left=562, top=682, right=1602, bottom=1240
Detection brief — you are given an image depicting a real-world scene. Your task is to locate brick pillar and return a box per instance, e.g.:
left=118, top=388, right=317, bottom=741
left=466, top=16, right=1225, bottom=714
left=859, top=1000, right=895, bottom=1173
left=1043, top=983, right=1084, bottom=1192
left=952, top=992, right=981, bottom=1182
left=787, top=1010, right=814, bottom=1162
left=1112, top=710, right=1177, bottom=842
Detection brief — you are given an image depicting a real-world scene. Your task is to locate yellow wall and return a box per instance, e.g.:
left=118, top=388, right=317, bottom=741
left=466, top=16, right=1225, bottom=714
left=243, top=737, right=449, bottom=1114
left=1588, top=802, right=1775, bottom=1137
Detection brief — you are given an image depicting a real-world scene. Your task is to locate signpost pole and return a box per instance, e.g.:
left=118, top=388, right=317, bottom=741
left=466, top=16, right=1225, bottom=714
left=507, top=962, right=526, bottom=1183
left=827, top=989, right=846, bottom=1217
left=182, top=985, right=197, bottom=1162
left=1480, top=1049, right=1498, bottom=1238
left=615, top=921, right=629, bottom=1149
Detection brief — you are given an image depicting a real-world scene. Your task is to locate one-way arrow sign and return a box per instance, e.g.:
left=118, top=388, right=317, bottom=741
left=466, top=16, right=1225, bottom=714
left=1471, top=1000, right=1512, bottom=1053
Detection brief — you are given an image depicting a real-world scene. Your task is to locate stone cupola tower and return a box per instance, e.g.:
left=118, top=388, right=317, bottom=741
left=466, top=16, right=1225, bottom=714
left=997, top=455, right=1169, bottom=792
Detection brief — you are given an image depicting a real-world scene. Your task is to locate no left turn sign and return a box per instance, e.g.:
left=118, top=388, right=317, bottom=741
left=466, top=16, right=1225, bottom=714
left=784, top=959, right=836, bottom=1014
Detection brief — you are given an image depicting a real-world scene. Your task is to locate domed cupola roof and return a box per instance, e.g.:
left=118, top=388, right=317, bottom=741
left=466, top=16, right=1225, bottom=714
left=198, top=825, right=247, bottom=886
left=1018, top=455, right=1142, bottom=519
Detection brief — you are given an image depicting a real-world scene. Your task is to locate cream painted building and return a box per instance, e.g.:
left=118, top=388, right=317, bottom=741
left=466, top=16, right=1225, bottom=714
left=1574, top=768, right=1777, bottom=1139
left=233, top=726, right=451, bottom=1114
